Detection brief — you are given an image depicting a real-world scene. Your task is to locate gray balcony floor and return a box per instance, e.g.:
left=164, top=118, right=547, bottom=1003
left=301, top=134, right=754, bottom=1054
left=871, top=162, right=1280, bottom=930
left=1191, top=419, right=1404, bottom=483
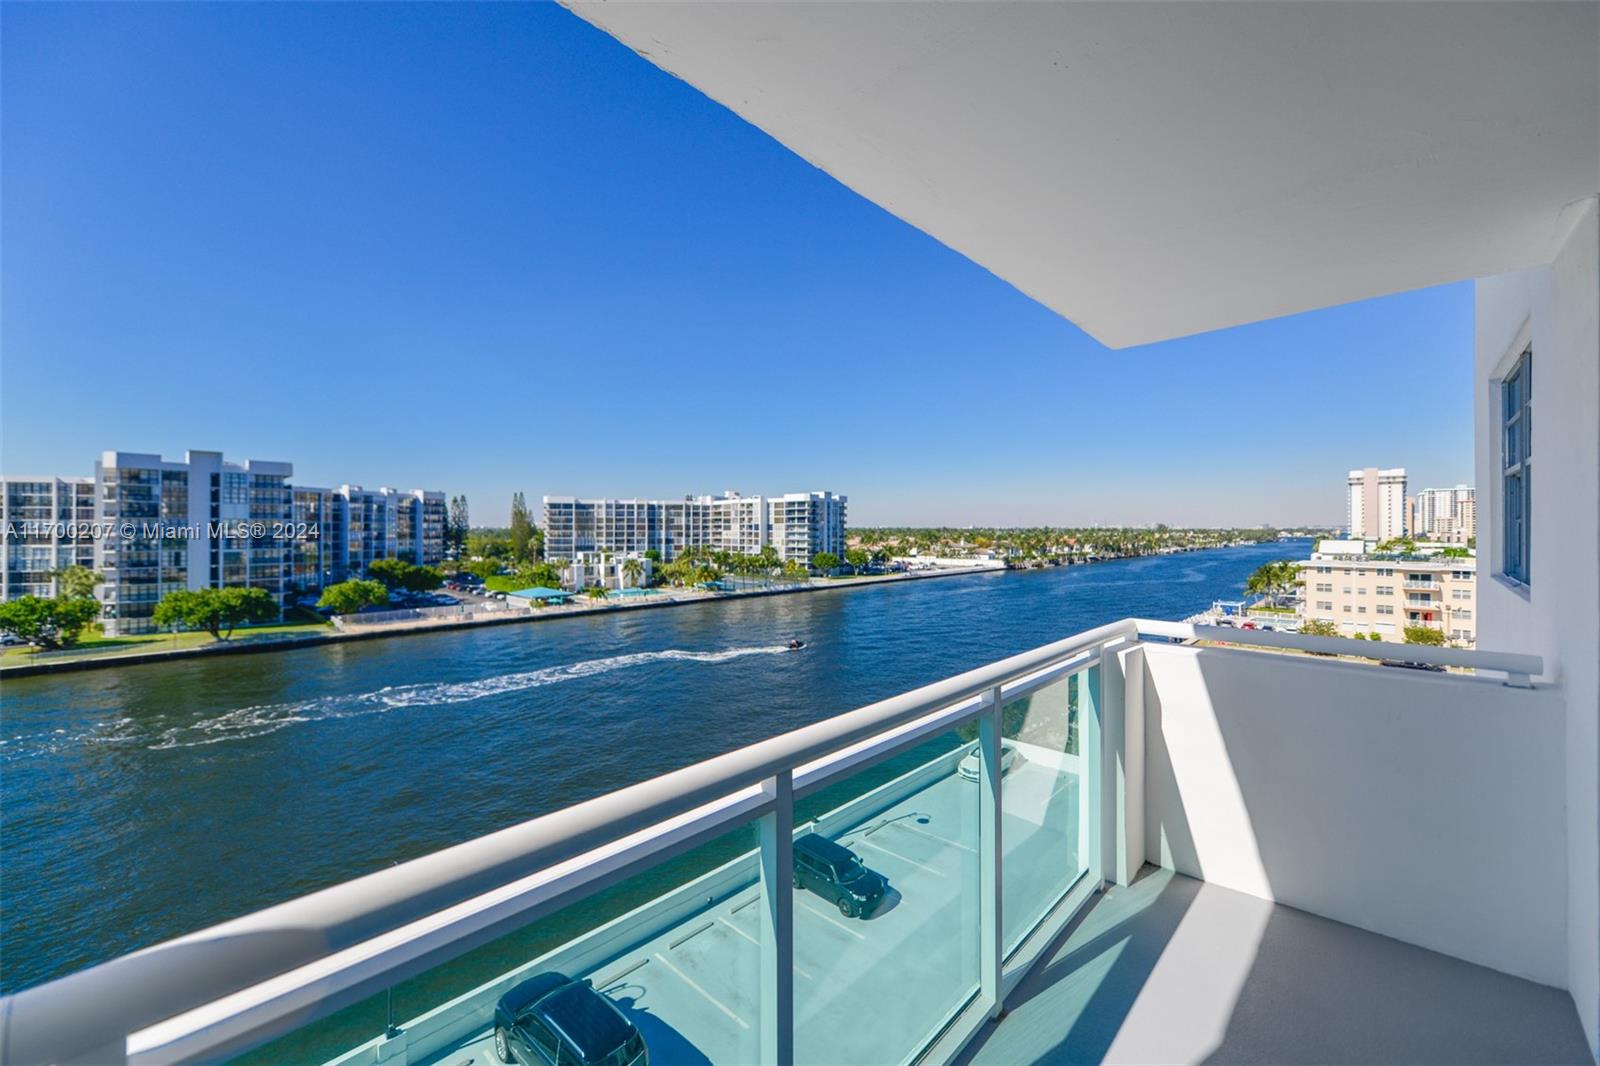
left=961, top=866, right=1593, bottom=1066
left=420, top=742, right=1085, bottom=1066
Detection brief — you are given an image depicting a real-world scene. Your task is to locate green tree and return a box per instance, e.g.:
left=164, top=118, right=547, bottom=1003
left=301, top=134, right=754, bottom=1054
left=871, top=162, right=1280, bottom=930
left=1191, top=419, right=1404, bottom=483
left=1403, top=625, right=1447, bottom=646
left=316, top=579, right=390, bottom=617
left=585, top=586, right=608, bottom=600
left=511, top=562, right=566, bottom=590
left=1244, top=560, right=1299, bottom=604
left=401, top=565, right=444, bottom=592
left=622, top=557, right=644, bottom=588
left=153, top=587, right=279, bottom=640
left=467, top=559, right=505, bottom=581
left=644, top=549, right=661, bottom=563
left=368, top=559, right=444, bottom=592
left=0, top=594, right=100, bottom=649
left=811, top=551, right=840, bottom=573
left=50, top=565, right=102, bottom=600
left=509, top=493, right=536, bottom=563
left=448, top=495, right=470, bottom=552
left=466, top=532, right=513, bottom=560
left=844, top=548, right=870, bottom=571
left=367, top=558, right=410, bottom=587
left=1299, top=619, right=1339, bottom=637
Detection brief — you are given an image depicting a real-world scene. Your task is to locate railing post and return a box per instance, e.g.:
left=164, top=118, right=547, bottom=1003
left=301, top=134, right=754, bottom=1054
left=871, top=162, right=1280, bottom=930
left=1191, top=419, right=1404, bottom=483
left=979, top=685, right=1004, bottom=1018
left=1081, top=663, right=1103, bottom=891
left=758, top=771, right=794, bottom=1066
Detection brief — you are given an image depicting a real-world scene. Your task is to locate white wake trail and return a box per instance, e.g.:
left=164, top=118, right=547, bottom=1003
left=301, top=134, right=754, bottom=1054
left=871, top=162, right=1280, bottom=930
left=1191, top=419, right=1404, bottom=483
left=140, top=645, right=794, bottom=751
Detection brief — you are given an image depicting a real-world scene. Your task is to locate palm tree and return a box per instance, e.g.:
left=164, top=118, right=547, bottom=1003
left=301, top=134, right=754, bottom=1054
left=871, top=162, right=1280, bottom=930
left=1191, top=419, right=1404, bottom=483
left=622, top=557, right=644, bottom=588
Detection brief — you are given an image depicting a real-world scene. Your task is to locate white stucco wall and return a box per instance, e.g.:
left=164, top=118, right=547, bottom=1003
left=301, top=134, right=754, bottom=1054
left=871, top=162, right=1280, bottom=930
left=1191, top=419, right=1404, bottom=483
left=1474, top=198, right=1600, bottom=1050
left=1141, top=642, right=1568, bottom=989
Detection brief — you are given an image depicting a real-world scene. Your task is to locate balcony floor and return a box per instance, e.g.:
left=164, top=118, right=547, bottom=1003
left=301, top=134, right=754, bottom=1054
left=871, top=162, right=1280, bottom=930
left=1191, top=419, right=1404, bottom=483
left=960, top=866, right=1591, bottom=1065
left=416, top=742, right=1084, bottom=1066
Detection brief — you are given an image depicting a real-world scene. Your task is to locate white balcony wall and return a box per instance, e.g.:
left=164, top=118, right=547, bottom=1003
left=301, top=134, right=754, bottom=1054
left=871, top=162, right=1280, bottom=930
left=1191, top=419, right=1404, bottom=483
left=1140, top=642, right=1567, bottom=989
left=1475, top=196, right=1600, bottom=1048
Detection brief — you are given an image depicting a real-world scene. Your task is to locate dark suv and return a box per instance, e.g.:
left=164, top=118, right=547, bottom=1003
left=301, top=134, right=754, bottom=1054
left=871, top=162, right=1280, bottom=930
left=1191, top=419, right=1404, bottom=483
left=494, top=972, right=648, bottom=1066
left=793, top=833, right=887, bottom=918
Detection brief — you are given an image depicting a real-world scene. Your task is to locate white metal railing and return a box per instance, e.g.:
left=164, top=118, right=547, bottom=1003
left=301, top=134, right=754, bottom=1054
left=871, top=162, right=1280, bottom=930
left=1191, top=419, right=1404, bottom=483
left=0, top=619, right=1542, bottom=1065
left=1137, top=620, right=1540, bottom=686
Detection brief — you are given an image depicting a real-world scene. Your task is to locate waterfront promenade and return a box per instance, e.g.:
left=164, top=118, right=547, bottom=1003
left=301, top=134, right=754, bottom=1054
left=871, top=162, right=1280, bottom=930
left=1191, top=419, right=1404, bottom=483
left=0, top=562, right=1009, bottom=678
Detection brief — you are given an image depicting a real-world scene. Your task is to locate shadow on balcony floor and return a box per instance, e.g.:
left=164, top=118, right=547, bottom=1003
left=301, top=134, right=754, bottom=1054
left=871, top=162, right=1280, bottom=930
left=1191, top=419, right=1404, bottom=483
left=959, top=866, right=1591, bottom=1065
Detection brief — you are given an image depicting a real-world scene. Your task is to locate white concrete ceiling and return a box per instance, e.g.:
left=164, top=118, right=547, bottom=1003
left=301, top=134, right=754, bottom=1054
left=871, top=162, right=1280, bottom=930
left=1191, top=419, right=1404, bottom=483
left=566, top=2, right=1598, bottom=348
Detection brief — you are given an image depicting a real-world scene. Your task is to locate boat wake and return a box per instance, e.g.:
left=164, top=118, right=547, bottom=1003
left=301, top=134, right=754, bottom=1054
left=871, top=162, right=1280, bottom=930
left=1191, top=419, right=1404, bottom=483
left=2, top=646, right=793, bottom=759
left=145, top=645, right=794, bottom=750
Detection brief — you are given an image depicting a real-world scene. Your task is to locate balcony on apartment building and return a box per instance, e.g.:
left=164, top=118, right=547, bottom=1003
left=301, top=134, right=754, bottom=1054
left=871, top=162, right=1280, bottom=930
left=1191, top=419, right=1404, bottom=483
left=0, top=622, right=1586, bottom=1066
left=4, top=4, right=1594, bottom=1065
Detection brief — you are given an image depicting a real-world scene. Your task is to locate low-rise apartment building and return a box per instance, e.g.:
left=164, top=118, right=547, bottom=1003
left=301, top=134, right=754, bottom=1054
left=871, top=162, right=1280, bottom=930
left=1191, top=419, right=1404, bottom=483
left=543, top=490, right=846, bottom=565
left=1300, top=542, right=1477, bottom=646
left=2, top=449, right=447, bottom=634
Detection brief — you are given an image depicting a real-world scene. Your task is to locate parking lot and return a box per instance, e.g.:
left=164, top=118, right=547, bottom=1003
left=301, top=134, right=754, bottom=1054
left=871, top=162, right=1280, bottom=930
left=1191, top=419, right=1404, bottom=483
left=422, top=741, right=1085, bottom=1066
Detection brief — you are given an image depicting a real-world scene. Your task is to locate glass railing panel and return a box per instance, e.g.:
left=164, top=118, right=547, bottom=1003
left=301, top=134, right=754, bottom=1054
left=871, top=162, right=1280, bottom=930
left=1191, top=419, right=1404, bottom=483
left=793, top=731, right=980, bottom=1064
left=1000, top=665, right=1096, bottom=957
left=233, top=821, right=762, bottom=1066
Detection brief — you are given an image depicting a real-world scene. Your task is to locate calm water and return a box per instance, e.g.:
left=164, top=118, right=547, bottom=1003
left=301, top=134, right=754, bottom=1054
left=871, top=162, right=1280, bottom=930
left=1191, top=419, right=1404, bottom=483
left=0, top=540, right=1304, bottom=994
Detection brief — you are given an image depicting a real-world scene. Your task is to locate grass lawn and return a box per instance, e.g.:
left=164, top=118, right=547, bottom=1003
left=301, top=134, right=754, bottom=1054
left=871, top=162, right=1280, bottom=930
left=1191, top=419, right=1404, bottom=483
left=1, top=614, right=334, bottom=664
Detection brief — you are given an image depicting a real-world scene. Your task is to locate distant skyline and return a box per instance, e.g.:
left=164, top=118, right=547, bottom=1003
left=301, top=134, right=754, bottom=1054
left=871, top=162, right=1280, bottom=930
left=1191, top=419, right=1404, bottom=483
left=2, top=4, right=1473, bottom=528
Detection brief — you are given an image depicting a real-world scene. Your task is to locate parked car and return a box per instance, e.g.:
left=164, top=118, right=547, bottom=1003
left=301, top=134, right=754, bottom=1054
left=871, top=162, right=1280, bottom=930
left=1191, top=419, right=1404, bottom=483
left=957, top=741, right=1020, bottom=782
left=792, top=833, right=887, bottom=918
left=494, top=972, right=647, bottom=1066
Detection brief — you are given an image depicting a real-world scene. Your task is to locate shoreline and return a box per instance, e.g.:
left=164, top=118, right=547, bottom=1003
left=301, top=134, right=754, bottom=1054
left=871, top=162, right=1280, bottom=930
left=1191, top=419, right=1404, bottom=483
left=1, top=541, right=1295, bottom=679
left=0, top=563, right=1010, bottom=679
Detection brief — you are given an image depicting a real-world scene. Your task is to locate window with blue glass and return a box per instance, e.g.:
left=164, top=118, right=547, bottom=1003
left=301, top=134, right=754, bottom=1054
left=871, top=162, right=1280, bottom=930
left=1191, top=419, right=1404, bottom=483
left=1501, top=348, right=1531, bottom=584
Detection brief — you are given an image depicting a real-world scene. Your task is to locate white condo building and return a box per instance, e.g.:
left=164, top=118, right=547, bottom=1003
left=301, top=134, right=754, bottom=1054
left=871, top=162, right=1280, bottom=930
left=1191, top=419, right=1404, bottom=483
left=1, top=476, right=97, bottom=600
left=1414, top=485, right=1477, bottom=543
left=92, top=450, right=294, bottom=635
left=543, top=490, right=846, bottom=565
left=1347, top=467, right=1407, bottom=541
left=0, top=450, right=448, bottom=634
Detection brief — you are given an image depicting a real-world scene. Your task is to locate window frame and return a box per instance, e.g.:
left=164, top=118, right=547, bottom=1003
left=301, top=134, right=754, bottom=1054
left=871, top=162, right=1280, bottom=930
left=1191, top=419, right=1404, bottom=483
left=1500, top=346, right=1532, bottom=586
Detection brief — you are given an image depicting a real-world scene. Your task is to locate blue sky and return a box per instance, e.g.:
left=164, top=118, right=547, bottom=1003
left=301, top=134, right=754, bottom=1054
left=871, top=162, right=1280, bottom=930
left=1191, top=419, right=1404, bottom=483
left=1, top=3, right=1475, bottom=527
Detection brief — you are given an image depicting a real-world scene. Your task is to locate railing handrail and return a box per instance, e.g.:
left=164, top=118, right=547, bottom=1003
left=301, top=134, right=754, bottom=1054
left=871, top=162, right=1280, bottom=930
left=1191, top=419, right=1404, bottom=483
left=0, top=618, right=1137, bottom=1065
left=1136, top=620, right=1541, bottom=683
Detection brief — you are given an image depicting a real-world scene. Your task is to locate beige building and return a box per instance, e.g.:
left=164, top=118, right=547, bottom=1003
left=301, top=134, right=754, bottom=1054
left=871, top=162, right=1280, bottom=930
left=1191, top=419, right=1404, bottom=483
left=1347, top=467, right=1408, bottom=540
left=1300, top=547, right=1477, bottom=647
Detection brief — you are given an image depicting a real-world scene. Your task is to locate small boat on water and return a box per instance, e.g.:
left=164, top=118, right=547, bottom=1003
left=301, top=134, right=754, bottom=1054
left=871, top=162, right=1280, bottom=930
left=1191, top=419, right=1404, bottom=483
left=787, top=639, right=806, bottom=651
